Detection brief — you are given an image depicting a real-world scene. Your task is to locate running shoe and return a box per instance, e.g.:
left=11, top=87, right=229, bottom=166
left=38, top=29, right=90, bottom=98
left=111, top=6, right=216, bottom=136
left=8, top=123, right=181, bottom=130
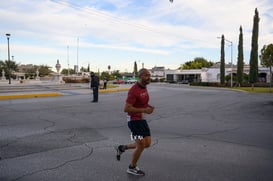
left=126, top=165, right=145, bottom=176
left=115, top=145, right=125, bottom=161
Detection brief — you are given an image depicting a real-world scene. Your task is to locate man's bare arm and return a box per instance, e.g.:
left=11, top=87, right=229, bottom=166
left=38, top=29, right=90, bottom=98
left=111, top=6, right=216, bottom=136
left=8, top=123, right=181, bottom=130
left=124, top=103, right=154, bottom=114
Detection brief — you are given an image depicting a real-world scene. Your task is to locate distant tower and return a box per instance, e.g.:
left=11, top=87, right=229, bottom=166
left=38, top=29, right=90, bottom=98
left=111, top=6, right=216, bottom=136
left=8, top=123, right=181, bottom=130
left=55, top=59, right=61, bottom=74
left=55, top=59, right=62, bottom=82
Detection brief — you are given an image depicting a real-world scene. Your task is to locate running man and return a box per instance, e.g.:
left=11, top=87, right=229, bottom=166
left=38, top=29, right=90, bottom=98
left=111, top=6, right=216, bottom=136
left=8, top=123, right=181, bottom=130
left=116, top=68, right=154, bottom=176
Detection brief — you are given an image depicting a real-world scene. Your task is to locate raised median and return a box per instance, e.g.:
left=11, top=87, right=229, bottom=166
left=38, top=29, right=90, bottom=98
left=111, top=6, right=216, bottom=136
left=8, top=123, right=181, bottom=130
left=0, top=87, right=130, bottom=100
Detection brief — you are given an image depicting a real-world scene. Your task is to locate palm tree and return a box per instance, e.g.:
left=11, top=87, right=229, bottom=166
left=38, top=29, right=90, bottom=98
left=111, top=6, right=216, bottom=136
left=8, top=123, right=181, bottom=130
left=108, top=65, right=111, bottom=74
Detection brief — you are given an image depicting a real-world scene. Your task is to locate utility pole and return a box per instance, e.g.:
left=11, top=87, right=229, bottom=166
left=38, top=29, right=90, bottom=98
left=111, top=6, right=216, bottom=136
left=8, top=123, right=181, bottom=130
left=6, top=33, right=11, bottom=84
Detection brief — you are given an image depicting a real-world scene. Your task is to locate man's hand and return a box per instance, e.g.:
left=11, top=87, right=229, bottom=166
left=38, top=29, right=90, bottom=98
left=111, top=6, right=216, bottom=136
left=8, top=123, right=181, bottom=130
left=144, top=105, right=154, bottom=114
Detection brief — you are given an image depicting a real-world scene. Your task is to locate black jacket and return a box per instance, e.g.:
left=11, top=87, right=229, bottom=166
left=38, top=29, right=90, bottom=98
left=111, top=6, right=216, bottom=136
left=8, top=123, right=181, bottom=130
left=91, top=75, right=99, bottom=88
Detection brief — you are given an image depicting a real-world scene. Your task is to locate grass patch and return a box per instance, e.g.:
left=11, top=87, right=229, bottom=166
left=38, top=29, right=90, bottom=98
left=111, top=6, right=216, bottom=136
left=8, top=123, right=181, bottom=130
left=104, top=84, right=118, bottom=89
left=99, top=88, right=129, bottom=93
left=232, top=87, right=273, bottom=93
left=0, top=93, right=63, bottom=100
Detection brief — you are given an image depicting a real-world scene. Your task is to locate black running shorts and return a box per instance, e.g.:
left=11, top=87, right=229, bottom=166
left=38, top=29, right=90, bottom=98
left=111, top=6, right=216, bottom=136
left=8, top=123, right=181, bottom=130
left=128, top=120, right=151, bottom=140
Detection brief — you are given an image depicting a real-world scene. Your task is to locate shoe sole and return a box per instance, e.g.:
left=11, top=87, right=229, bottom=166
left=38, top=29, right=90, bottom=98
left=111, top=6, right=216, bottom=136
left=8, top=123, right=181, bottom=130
left=126, top=169, right=145, bottom=176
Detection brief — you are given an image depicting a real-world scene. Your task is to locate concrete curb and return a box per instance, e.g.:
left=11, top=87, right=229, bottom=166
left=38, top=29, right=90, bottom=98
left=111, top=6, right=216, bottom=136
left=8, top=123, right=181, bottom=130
left=0, top=88, right=130, bottom=100
left=0, top=93, right=63, bottom=100
left=99, top=88, right=129, bottom=93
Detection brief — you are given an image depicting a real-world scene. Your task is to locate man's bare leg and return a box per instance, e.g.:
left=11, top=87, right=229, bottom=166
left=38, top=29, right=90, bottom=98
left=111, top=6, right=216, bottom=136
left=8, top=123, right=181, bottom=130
left=130, top=136, right=151, bottom=167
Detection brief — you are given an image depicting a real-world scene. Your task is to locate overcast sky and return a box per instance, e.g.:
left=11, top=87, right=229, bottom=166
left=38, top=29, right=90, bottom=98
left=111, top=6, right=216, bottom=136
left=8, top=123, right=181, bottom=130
left=0, top=0, right=272, bottom=72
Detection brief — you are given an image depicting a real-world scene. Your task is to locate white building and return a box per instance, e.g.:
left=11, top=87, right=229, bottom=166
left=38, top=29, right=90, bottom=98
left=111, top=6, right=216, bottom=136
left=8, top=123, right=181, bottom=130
left=149, top=66, right=165, bottom=80
left=164, top=64, right=272, bottom=84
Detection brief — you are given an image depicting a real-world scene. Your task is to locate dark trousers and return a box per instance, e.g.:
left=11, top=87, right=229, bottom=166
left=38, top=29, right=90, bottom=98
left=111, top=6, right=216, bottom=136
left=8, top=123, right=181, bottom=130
left=92, top=87, right=98, bottom=101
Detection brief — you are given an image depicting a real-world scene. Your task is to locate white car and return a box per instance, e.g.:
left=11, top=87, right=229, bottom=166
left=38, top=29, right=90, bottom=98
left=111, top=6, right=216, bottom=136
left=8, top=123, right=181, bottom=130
left=125, top=78, right=137, bottom=84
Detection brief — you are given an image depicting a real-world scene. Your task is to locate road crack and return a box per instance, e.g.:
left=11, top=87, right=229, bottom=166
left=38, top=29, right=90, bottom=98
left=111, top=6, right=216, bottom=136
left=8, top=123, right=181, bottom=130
left=12, top=143, right=93, bottom=181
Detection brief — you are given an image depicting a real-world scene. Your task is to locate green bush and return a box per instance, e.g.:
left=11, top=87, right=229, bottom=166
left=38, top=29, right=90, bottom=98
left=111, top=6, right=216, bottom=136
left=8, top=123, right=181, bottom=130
left=190, top=82, right=228, bottom=87
left=63, top=77, right=90, bottom=83
left=239, top=82, right=270, bottom=87
left=190, top=81, right=270, bottom=88
left=168, top=80, right=177, bottom=84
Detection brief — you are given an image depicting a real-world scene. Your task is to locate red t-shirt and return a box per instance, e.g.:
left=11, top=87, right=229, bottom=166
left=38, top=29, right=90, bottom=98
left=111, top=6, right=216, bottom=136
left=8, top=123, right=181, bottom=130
left=126, top=83, right=149, bottom=121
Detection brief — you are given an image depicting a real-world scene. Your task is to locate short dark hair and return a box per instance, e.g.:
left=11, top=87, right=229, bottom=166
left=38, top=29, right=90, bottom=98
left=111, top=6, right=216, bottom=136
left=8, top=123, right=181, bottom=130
left=138, top=68, right=149, bottom=77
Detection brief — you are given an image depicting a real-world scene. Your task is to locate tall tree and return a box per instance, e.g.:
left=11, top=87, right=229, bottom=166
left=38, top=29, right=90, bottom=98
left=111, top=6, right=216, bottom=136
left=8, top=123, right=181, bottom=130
left=220, top=34, right=225, bottom=84
left=111, top=70, right=122, bottom=79
left=87, top=64, right=90, bottom=72
left=100, top=71, right=110, bottom=80
left=237, top=26, right=244, bottom=86
left=249, top=8, right=260, bottom=84
left=61, top=68, right=75, bottom=75
left=38, top=65, right=53, bottom=77
left=133, top=61, right=138, bottom=76
left=0, top=60, right=18, bottom=79
left=182, top=57, right=213, bottom=69
left=260, top=44, right=273, bottom=89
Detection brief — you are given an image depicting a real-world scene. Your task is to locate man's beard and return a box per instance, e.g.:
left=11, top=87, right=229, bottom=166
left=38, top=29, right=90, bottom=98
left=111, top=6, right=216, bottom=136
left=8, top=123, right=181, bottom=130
left=143, top=79, right=150, bottom=85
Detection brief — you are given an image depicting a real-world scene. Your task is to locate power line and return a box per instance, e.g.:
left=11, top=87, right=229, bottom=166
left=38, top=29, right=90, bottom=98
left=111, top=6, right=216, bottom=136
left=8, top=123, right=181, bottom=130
left=51, top=0, right=165, bottom=36
left=50, top=0, right=214, bottom=47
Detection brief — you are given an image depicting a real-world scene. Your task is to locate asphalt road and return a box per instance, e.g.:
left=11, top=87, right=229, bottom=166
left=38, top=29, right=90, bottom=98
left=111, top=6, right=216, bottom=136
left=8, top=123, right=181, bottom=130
left=1, top=84, right=273, bottom=181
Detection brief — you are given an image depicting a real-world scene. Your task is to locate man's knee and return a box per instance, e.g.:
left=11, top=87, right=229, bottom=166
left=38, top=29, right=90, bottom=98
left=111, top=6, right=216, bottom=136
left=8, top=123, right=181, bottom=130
left=142, top=138, right=151, bottom=148
left=135, top=139, right=146, bottom=149
left=145, top=136, right=151, bottom=148
left=145, top=142, right=151, bottom=148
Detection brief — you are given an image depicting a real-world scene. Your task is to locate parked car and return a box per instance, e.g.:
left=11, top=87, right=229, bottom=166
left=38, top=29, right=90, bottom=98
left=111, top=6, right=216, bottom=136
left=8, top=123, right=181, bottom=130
left=125, top=78, right=137, bottom=84
left=178, top=80, right=189, bottom=84
left=113, top=79, right=124, bottom=84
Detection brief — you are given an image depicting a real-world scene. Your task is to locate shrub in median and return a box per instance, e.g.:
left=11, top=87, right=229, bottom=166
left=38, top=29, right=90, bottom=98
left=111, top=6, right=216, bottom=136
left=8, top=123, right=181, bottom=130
left=63, top=77, right=90, bottom=83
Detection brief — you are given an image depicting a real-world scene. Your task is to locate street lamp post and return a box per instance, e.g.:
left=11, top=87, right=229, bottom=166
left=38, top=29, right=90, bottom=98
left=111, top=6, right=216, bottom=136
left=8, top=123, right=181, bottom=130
left=67, top=45, right=70, bottom=76
left=225, top=39, right=233, bottom=88
left=269, top=55, right=272, bottom=91
left=217, top=36, right=233, bottom=87
left=77, top=37, right=79, bottom=75
left=6, top=33, right=11, bottom=84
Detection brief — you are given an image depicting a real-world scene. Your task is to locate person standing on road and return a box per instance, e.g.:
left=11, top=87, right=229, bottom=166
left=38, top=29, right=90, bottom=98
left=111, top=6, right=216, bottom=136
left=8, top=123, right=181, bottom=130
left=103, top=78, right=108, bottom=89
left=116, top=68, right=154, bottom=176
left=90, top=72, right=99, bottom=102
